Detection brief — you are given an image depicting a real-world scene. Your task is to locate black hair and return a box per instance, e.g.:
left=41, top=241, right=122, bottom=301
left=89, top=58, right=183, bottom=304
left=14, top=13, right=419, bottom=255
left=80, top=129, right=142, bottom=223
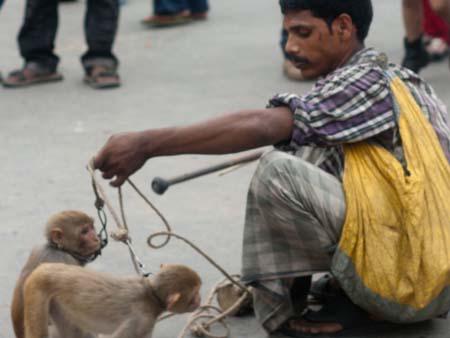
left=279, top=0, right=373, bottom=42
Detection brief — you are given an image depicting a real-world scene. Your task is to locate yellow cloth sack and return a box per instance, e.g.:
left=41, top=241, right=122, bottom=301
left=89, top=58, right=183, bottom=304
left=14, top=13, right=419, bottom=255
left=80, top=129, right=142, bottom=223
left=336, top=77, right=450, bottom=320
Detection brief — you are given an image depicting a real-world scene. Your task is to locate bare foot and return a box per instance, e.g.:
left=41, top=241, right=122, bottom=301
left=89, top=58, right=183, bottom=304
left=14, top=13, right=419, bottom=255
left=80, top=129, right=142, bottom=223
left=288, top=318, right=343, bottom=334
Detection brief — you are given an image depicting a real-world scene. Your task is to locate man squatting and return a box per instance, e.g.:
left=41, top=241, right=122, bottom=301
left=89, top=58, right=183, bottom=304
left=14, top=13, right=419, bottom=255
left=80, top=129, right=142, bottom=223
left=94, top=0, right=450, bottom=336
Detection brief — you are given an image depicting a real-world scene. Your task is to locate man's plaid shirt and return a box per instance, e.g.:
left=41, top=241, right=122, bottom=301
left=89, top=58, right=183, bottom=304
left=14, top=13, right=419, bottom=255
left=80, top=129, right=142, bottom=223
left=270, top=48, right=450, bottom=180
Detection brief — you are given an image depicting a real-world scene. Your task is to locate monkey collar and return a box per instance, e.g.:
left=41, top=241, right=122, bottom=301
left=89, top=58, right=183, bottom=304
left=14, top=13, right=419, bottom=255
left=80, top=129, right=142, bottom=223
left=147, top=283, right=167, bottom=311
left=48, top=235, right=108, bottom=265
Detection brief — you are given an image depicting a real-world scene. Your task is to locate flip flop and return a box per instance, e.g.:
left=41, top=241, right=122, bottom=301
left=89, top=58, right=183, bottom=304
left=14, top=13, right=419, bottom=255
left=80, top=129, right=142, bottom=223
left=84, top=66, right=120, bottom=89
left=274, top=290, right=402, bottom=337
left=3, top=64, right=63, bottom=88
left=141, top=11, right=192, bottom=28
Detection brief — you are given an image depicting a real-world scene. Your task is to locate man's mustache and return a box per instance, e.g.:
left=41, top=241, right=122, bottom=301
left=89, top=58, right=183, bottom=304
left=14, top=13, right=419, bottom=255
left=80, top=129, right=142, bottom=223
left=287, top=54, right=310, bottom=65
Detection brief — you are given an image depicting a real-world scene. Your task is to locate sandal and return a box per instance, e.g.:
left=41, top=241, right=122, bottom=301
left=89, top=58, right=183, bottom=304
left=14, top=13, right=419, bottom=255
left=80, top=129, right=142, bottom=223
left=84, top=65, right=120, bottom=89
left=190, top=12, right=208, bottom=21
left=141, top=10, right=192, bottom=28
left=3, top=63, right=63, bottom=88
left=274, top=290, right=402, bottom=337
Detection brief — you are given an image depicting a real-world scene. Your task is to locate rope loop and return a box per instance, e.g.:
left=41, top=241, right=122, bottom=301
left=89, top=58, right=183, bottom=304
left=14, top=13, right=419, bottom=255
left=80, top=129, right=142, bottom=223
left=147, top=231, right=171, bottom=249
left=147, top=232, right=249, bottom=295
left=181, top=310, right=230, bottom=338
left=191, top=317, right=229, bottom=338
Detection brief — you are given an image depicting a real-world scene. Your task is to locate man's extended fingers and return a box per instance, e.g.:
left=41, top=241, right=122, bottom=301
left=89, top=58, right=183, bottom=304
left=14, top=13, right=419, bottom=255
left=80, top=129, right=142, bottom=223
left=102, top=170, right=116, bottom=180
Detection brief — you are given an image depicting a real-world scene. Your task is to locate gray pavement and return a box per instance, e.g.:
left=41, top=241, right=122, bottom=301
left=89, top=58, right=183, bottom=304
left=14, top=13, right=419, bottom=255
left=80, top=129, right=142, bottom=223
left=0, top=1, right=449, bottom=338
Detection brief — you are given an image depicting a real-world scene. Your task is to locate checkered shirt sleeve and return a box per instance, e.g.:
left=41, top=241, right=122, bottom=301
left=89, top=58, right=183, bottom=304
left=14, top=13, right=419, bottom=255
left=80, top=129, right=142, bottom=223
left=270, top=64, right=397, bottom=148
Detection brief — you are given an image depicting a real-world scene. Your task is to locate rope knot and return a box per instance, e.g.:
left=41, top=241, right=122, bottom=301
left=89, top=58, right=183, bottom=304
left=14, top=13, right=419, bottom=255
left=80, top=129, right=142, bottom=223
left=191, top=323, right=207, bottom=337
left=95, top=198, right=105, bottom=210
left=111, top=228, right=130, bottom=243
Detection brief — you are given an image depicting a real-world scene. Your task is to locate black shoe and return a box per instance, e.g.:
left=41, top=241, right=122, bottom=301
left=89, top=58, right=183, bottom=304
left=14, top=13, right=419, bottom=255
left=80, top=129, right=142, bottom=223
left=401, top=36, right=429, bottom=73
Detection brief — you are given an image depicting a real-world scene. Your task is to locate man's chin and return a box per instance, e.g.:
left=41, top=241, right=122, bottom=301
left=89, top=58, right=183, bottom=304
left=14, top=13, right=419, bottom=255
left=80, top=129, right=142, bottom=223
left=299, top=68, right=319, bottom=80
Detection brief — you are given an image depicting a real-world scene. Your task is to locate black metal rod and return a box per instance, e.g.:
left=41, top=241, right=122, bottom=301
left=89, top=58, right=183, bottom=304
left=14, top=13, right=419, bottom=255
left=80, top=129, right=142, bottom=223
left=151, top=151, right=264, bottom=195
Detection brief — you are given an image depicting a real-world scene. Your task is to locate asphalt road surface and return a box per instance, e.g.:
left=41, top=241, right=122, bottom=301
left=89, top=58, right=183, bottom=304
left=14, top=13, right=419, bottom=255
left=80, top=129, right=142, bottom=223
left=0, top=1, right=449, bottom=337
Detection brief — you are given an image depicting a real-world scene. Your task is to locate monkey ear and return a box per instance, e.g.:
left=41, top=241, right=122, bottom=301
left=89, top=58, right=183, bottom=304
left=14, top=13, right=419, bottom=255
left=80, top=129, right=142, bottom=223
left=50, top=229, right=63, bottom=245
left=166, top=292, right=181, bottom=311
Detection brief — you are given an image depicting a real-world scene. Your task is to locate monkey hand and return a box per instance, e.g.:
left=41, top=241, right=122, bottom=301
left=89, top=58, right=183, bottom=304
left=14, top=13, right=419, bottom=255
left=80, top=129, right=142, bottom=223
left=94, top=131, right=152, bottom=187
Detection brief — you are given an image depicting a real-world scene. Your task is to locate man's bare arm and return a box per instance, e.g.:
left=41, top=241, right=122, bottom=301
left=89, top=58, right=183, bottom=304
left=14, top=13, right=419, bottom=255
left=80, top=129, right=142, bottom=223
left=94, top=107, right=293, bottom=186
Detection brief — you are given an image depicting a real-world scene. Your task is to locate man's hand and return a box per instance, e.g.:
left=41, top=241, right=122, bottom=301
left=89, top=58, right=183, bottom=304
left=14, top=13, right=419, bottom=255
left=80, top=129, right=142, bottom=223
left=94, top=131, right=150, bottom=187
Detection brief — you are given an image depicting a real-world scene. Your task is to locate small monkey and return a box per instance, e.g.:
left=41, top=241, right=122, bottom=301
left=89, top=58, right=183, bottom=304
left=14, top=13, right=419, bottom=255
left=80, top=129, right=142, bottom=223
left=24, top=263, right=202, bottom=338
left=11, top=210, right=101, bottom=338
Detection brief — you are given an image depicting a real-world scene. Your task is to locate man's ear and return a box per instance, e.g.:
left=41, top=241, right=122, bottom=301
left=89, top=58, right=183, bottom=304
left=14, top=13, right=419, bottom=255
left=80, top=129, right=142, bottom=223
left=333, top=14, right=353, bottom=41
left=50, top=228, right=63, bottom=245
left=166, top=292, right=181, bottom=311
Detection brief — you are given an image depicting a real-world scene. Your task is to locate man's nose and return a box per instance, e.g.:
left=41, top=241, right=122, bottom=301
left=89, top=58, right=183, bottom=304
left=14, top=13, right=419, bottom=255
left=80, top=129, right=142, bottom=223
left=285, top=34, right=300, bottom=55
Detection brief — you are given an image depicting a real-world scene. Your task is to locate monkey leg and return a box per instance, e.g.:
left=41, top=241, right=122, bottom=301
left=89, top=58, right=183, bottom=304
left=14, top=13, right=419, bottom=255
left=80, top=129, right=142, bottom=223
left=50, top=305, right=96, bottom=338
left=110, top=317, right=154, bottom=338
left=23, top=284, right=51, bottom=338
left=11, top=281, right=25, bottom=338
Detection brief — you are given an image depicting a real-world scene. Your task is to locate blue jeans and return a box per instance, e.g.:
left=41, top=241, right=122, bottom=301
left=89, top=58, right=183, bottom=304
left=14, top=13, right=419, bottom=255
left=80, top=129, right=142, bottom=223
left=154, top=0, right=208, bottom=15
left=0, top=0, right=4, bottom=8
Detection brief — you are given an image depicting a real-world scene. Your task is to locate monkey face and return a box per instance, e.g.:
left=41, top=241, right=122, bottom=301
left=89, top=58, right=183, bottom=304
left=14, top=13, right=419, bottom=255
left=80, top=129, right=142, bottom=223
left=77, top=223, right=101, bottom=257
left=47, top=210, right=100, bottom=258
left=186, top=287, right=201, bottom=312
left=156, top=264, right=202, bottom=314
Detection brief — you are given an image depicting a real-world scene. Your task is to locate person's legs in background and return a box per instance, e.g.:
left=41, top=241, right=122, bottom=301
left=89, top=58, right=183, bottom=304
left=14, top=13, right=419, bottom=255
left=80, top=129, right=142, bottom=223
left=142, top=0, right=209, bottom=27
left=402, top=0, right=430, bottom=73
left=188, top=0, right=208, bottom=20
left=429, top=0, right=450, bottom=21
left=154, top=0, right=187, bottom=15
left=428, top=0, right=450, bottom=67
left=423, top=0, right=449, bottom=61
left=3, top=0, right=63, bottom=87
left=82, top=0, right=120, bottom=89
left=142, top=0, right=191, bottom=27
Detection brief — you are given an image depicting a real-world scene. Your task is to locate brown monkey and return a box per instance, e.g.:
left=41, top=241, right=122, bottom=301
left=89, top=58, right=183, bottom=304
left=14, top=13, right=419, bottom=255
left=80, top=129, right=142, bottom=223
left=11, top=210, right=101, bottom=338
left=24, top=263, right=202, bottom=338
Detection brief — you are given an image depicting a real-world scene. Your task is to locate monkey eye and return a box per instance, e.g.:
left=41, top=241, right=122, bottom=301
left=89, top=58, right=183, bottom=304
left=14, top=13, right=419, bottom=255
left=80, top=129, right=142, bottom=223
left=80, top=225, right=93, bottom=235
left=81, top=228, right=88, bottom=235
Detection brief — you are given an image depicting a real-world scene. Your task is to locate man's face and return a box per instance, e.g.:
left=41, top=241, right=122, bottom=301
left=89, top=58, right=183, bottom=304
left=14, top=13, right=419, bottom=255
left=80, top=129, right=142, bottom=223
left=283, top=10, right=353, bottom=79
